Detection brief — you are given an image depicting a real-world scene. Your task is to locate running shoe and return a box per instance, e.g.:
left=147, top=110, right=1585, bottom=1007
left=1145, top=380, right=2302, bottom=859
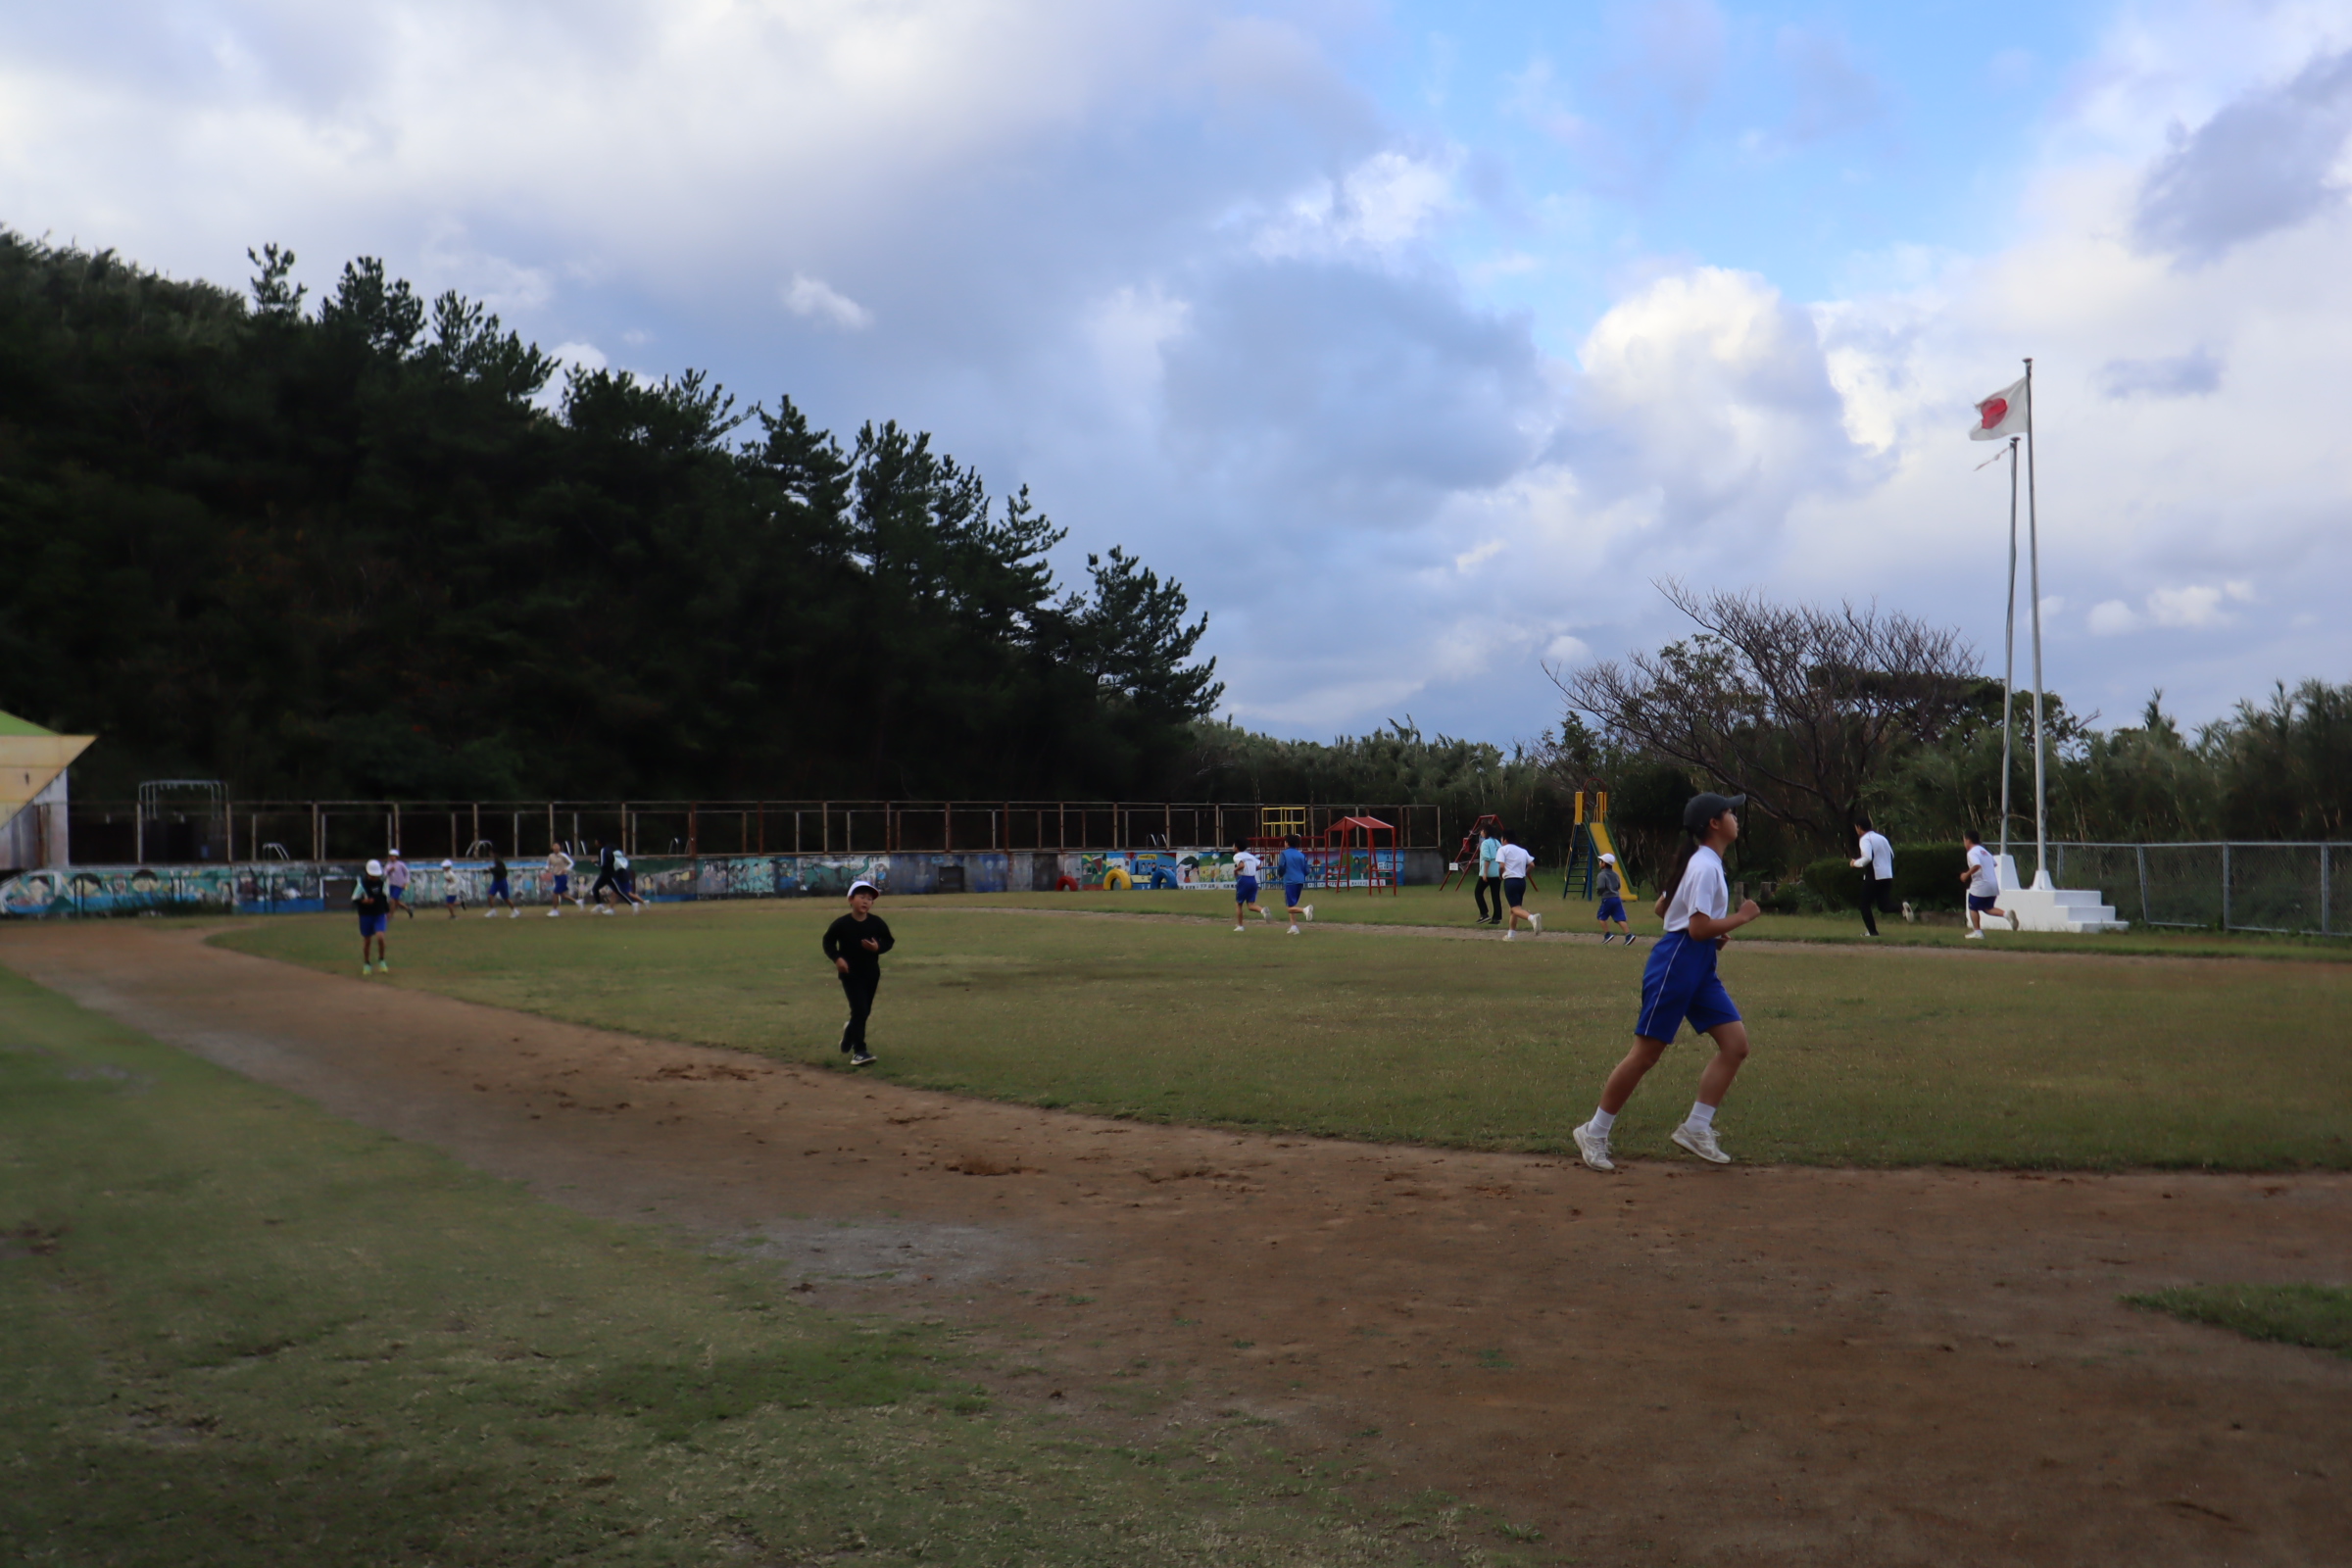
left=548, top=908, right=561, bottom=917
left=1671, top=1121, right=1731, bottom=1164
left=377, top=959, right=390, bottom=974
left=1901, top=902, right=1916, bottom=923
left=597, top=906, right=612, bottom=916
left=1530, top=912, right=1543, bottom=933
left=850, top=1052, right=877, bottom=1067
left=1571, top=1121, right=1615, bottom=1172
left=361, top=963, right=372, bottom=976
left=1502, top=928, right=1515, bottom=941
left=1288, top=925, right=1300, bottom=935
left=1302, top=905, right=1314, bottom=922
left=510, top=909, right=520, bottom=918
left=2006, top=910, right=2020, bottom=931
left=484, top=909, right=497, bottom=918
left=1964, top=929, right=1984, bottom=940
left=629, top=903, right=641, bottom=914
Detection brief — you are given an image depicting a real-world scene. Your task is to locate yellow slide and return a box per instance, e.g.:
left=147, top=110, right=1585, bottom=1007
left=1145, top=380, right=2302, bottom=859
left=1587, top=820, right=1628, bottom=894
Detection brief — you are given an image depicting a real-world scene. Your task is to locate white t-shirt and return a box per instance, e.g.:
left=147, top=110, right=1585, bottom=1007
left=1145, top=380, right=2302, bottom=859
left=1661, top=845, right=1729, bottom=935
left=1234, top=851, right=1262, bottom=880
left=547, top=850, right=573, bottom=875
left=1966, top=843, right=2000, bottom=898
left=1853, top=831, right=1893, bottom=879
left=1496, top=843, right=1534, bottom=879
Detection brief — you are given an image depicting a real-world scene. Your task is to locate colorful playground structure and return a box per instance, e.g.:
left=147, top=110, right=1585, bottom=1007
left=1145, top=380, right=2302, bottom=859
left=1244, top=807, right=1401, bottom=895
left=1561, top=790, right=1627, bottom=900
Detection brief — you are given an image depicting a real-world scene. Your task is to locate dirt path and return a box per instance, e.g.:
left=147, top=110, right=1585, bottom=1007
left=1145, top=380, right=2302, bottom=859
left=6, top=921, right=2347, bottom=1565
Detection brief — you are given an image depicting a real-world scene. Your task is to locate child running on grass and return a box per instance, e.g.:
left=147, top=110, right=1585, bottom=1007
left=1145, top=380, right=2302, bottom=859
left=823, top=879, right=894, bottom=1067
left=1497, top=829, right=1542, bottom=940
left=355, top=858, right=392, bottom=975
left=1594, top=853, right=1637, bottom=945
left=385, top=850, right=416, bottom=918
left=1961, top=829, right=2019, bottom=940
left=1276, top=834, right=1315, bottom=935
left=545, top=843, right=576, bottom=917
left=1572, top=793, right=1761, bottom=1172
left=484, top=853, right=518, bottom=917
left=1232, top=841, right=1268, bottom=931
left=440, top=858, right=464, bottom=918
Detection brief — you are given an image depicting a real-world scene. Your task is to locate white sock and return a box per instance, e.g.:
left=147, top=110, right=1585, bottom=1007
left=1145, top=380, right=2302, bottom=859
left=1688, top=1102, right=1717, bottom=1129
left=1589, top=1107, right=1616, bottom=1135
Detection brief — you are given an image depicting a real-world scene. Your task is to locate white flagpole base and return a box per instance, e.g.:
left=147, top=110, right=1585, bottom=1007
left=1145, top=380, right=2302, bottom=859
left=1994, top=855, right=2129, bottom=933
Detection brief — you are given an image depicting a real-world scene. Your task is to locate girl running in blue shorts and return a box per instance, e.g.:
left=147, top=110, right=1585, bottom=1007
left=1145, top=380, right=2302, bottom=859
left=1573, top=793, right=1761, bottom=1171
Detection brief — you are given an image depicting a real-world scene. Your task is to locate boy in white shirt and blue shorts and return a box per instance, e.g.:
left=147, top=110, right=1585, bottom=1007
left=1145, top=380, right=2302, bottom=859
left=1573, top=793, right=1762, bottom=1172
left=1961, top=829, right=2019, bottom=939
left=1231, top=842, right=1268, bottom=931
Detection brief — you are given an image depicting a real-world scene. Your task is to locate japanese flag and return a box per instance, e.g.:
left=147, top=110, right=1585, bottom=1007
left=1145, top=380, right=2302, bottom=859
left=1970, top=375, right=2029, bottom=440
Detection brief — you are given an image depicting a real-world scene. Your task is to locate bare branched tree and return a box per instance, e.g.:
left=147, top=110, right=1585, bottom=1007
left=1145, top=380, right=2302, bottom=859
left=1547, top=582, right=1982, bottom=846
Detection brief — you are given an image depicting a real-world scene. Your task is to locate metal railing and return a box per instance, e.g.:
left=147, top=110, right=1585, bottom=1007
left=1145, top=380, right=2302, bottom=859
left=64, top=800, right=1446, bottom=866
left=2052, top=841, right=2349, bottom=937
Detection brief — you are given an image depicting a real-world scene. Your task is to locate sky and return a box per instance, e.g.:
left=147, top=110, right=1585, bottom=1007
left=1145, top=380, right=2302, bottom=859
left=5, top=0, right=2350, bottom=746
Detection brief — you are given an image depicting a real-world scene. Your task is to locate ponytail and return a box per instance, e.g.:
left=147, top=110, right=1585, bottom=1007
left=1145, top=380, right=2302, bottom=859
left=1657, top=828, right=1703, bottom=906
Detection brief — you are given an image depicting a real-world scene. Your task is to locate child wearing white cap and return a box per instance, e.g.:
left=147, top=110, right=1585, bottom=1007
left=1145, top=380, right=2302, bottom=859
left=1593, top=853, right=1636, bottom=945
left=441, top=858, right=464, bottom=918
left=354, top=859, right=392, bottom=974
left=822, top=880, right=894, bottom=1067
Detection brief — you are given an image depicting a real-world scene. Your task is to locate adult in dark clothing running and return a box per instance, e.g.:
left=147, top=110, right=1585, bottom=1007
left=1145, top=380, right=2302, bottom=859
left=589, top=839, right=641, bottom=913
left=822, top=879, right=894, bottom=1067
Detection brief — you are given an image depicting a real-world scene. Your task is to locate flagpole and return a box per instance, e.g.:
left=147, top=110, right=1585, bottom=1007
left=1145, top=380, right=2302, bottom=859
left=2024, top=356, right=2047, bottom=885
left=2001, top=434, right=2019, bottom=867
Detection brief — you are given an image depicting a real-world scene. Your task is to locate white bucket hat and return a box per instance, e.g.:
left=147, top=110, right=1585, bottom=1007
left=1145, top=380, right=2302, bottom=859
left=366, top=858, right=384, bottom=876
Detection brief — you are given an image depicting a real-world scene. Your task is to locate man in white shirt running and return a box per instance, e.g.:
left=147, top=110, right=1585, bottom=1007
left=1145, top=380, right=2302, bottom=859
left=1960, top=829, right=2019, bottom=940
left=1848, top=816, right=1909, bottom=935
left=1496, top=829, right=1542, bottom=940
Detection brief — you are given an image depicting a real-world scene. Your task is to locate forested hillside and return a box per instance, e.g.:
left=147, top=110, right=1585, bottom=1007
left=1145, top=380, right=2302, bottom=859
left=0, top=236, right=1219, bottom=800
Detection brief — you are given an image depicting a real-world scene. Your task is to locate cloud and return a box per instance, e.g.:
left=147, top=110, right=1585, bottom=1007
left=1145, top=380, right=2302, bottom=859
left=2089, top=580, right=2255, bottom=635
left=2098, top=348, right=2221, bottom=398
left=2132, top=46, right=2352, bottom=265
left=781, top=273, right=874, bottom=331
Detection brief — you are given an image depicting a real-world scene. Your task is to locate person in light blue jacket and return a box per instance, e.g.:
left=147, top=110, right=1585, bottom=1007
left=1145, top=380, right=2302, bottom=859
left=1275, top=834, right=1316, bottom=935
left=1476, top=826, right=1504, bottom=925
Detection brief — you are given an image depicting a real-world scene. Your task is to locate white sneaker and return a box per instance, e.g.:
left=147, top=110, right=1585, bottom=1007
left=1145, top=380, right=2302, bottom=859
left=597, top=906, right=612, bottom=916
left=1302, top=905, right=1314, bottom=922
left=1572, top=1121, right=1615, bottom=1173
left=2006, top=910, right=2020, bottom=931
left=1671, top=1121, right=1732, bottom=1164
left=484, top=909, right=496, bottom=918
left=547, top=909, right=561, bottom=918
left=1288, top=924, right=1300, bottom=935
left=1901, top=902, right=1916, bottom=923
left=510, top=909, right=520, bottom=918
left=1965, top=929, right=1984, bottom=940
left=1503, top=928, right=1515, bottom=941
left=1530, top=912, right=1543, bottom=933
left=1232, top=924, right=1245, bottom=933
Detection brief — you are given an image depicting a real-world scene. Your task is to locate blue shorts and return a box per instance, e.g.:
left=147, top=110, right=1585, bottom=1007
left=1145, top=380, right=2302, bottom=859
left=359, top=911, right=388, bottom=938
left=1596, top=896, right=1627, bottom=923
left=1503, top=877, right=1526, bottom=906
left=387, top=886, right=409, bottom=904
left=1635, top=930, right=1740, bottom=1042
left=1235, top=875, right=1258, bottom=904
left=490, top=878, right=510, bottom=899
left=553, top=874, right=569, bottom=895
left=1968, top=893, right=1999, bottom=912
left=1284, top=882, right=1305, bottom=906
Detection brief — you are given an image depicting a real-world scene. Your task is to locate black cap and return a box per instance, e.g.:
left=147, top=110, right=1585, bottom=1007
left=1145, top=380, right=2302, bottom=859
left=1683, top=792, right=1747, bottom=832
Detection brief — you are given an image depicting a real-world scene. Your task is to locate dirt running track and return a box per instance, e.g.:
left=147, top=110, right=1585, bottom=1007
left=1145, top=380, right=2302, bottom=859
left=6, top=921, right=2348, bottom=1566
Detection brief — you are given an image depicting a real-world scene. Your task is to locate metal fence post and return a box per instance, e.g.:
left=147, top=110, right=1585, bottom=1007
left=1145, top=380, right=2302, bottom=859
left=2323, top=844, right=2332, bottom=937
left=2222, top=842, right=2231, bottom=931
left=2135, top=845, right=2149, bottom=923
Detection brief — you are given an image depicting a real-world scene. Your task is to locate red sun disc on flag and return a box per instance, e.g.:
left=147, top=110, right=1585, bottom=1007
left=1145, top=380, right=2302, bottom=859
left=1979, top=397, right=2008, bottom=429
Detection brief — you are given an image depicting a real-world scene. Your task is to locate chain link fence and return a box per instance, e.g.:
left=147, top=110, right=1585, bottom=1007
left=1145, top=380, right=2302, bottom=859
left=2052, top=842, right=2348, bottom=936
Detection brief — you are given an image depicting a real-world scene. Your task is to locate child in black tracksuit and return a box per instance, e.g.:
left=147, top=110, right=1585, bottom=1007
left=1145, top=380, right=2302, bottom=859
left=822, top=879, right=894, bottom=1066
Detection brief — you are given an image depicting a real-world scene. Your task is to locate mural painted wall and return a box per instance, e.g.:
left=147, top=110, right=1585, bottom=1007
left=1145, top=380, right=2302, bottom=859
left=1, top=845, right=1418, bottom=917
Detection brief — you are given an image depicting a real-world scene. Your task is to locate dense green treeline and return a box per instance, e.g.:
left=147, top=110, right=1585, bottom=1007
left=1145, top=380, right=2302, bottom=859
left=0, top=235, right=1219, bottom=800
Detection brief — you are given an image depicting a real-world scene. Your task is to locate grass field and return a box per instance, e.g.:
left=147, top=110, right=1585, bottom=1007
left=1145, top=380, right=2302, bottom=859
left=2128, top=1284, right=2352, bottom=1359
left=0, top=966, right=1461, bottom=1567
left=218, top=899, right=2352, bottom=1171
left=971, top=883, right=2352, bottom=962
